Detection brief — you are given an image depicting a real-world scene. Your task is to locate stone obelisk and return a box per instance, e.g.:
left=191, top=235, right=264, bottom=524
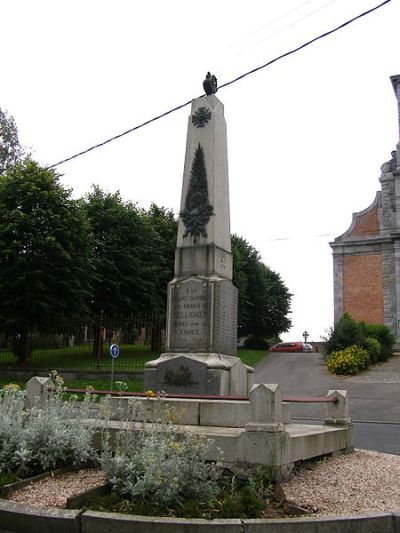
left=145, top=74, right=253, bottom=396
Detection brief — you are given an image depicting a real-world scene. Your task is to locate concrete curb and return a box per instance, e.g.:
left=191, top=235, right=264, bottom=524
left=0, top=500, right=399, bottom=533
left=0, top=500, right=81, bottom=533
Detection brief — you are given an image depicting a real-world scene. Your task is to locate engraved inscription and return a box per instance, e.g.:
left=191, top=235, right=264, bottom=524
left=214, top=281, right=238, bottom=355
left=169, top=280, right=208, bottom=350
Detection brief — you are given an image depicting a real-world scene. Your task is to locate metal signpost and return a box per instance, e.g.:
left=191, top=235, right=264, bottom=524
left=109, top=343, right=120, bottom=390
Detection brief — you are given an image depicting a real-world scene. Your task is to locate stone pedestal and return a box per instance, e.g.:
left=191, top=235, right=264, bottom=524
left=145, top=91, right=253, bottom=396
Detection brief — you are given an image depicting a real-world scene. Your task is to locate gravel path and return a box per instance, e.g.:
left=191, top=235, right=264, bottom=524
left=282, top=449, right=400, bottom=516
left=6, top=451, right=400, bottom=517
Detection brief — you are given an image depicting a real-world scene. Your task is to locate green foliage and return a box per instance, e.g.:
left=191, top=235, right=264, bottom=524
left=84, top=186, right=159, bottom=316
left=360, top=336, right=381, bottom=364
left=237, top=349, right=268, bottom=367
left=324, top=314, right=364, bottom=355
left=144, top=204, right=177, bottom=313
left=327, top=345, right=370, bottom=375
left=0, top=160, right=92, bottom=362
left=325, top=313, right=395, bottom=366
left=100, top=399, right=221, bottom=507
left=364, top=323, right=395, bottom=362
left=0, top=386, right=96, bottom=476
left=232, top=235, right=292, bottom=342
left=217, top=485, right=264, bottom=518
left=0, top=108, right=25, bottom=175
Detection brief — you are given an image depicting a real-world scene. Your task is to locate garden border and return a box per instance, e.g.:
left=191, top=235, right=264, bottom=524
left=0, top=500, right=399, bottom=533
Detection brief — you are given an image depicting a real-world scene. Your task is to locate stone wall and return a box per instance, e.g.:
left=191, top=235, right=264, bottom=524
left=343, top=254, right=383, bottom=324
left=330, top=73, right=400, bottom=341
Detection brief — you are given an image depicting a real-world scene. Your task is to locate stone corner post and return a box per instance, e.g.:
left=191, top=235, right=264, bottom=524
left=325, top=389, right=351, bottom=426
left=26, top=376, right=53, bottom=409
left=245, top=383, right=284, bottom=432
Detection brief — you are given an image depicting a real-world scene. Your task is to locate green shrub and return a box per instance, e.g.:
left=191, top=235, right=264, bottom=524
left=0, top=380, right=97, bottom=477
left=327, top=345, right=370, bottom=375
left=361, top=336, right=381, bottom=364
left=100, top=399, right=221, bottom=507
left=325, top=314, right=395, bottom=364
left=364, top=323, right=395, bottom=362
left=324, top=314, right=364, bottom=356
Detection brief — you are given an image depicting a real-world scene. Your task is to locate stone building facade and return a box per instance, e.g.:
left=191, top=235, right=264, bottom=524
left=330, top=74, right=400, bottom=342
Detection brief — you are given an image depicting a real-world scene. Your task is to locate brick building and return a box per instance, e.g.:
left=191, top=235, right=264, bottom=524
left=330, top=74, right=400, bottom=342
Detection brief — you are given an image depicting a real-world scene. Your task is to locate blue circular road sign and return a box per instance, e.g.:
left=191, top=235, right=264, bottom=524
left=109, top=344, right=120, bottom=359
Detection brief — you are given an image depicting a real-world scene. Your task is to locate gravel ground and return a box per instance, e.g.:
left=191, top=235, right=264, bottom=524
left=281, top=449, right=400, bottom=516
left=5, top=450, right=400, bottom=516
left=6, top=469, right=107, bottom=509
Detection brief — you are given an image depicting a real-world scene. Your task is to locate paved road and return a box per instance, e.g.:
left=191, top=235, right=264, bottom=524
left=254, top=352, right=400, bottom=422
left=254, top=351, right=400, bottom=453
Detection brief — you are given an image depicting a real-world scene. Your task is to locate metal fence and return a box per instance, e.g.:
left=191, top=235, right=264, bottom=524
left=0, top=314, right=165, bottom=370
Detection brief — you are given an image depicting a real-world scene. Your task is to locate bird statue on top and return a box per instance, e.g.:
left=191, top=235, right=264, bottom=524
left=203, top=72, right=218, bottom=95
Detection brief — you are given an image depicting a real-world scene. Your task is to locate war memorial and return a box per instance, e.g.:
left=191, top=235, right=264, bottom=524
left=132, top=74, right=352, bottom=473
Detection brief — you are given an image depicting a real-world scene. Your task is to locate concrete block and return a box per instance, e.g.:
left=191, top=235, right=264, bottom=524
left=26, top=376, right=52, bottom=409
left=101, top=396, right=201, bottom=426
left=81, top=510, right=242, bottom=532
left=326, top=390, right=351, bottom=425
left=246, top=384, right=283, bottom=431
left=239, top=430, right=288, bottom=466
left=199, top=400, right=250, bottom=427
left=0, top=500, right=80, bottom=533
left=229, top=359, right=249, bottom=396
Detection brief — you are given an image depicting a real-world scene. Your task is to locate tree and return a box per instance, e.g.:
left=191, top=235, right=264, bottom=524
left=0, top=108, right=25, bottom=175
left=232, top=235, right=292, bottom=347
left=144, top=204, right=178, bottom=351
left=84, top=188, right=168, bottom=359
left=144, top=203, right=177, bottom=311
left=0, top=159, right=92, bottom=362
left=84, top=186, right=160, bottom=317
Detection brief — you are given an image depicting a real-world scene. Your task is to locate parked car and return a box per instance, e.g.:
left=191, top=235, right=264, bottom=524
left=270, top=341, right=304, bottom=352
left=302, top=343, right=314, bottom=352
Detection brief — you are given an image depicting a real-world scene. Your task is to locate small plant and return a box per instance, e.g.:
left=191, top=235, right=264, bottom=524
left=100, top=398, right=221, bottom=508
left=327, top=345, right=370, bottom=375
left=0, top=376, right=97, bottom=478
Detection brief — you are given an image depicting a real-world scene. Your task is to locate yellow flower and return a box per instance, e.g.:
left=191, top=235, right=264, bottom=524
left=3, top=383, right=20, bottom=391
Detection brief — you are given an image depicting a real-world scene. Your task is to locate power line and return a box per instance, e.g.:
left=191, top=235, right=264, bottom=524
left=47, top=0, right=392, bottom=170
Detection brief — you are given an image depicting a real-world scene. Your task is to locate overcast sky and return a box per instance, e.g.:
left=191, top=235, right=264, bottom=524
left=1, top=0, right=399, bottom=341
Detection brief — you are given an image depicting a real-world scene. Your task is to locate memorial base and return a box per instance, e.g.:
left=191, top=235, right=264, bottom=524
left=144, top=353, right=254, bottom=396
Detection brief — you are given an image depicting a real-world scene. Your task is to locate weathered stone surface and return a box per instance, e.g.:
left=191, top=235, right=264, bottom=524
left=167, top=278, right=209, bottom=353
left=166, top=276, right=237, bottom=356
left=145, top=355, right=226, bottom=395
left=145, top=92, right=252, bottom=395
left=26, top=376, right=52, bottom=409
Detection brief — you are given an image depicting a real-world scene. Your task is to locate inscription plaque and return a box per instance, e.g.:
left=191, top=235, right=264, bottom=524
left=168, top=279, right=209, bottom=351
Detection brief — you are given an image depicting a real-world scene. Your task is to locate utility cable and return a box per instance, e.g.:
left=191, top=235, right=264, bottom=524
left=47, top=0, right=392, bottom=170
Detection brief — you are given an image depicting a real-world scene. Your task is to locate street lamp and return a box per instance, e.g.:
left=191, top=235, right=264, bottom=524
left=302, top=330, right=309, bottom=343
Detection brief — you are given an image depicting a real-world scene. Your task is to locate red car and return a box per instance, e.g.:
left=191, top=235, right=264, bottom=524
left=270, top=341, right=304, bottom=352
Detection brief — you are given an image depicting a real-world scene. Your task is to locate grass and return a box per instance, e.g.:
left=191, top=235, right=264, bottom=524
left=0, top=347, right=267, bottom=395
left=0, top=343, right=156, bottom=371
left=238, top=349, right=268, bottom=367
left=0, top=345, right=266, bottom=371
